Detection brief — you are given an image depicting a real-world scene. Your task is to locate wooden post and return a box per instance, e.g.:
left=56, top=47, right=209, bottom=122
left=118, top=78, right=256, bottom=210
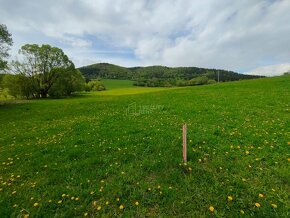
left=183, top=123, right=187, bottom=162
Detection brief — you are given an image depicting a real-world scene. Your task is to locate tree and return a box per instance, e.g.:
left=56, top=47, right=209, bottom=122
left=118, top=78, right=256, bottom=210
left=2, top=74, right=37, bottom=99
left=48, top=69, right=85, bottom=97
left=0, top=24, right=13, bottom=71
left=12, top=44, right=76, bottom=98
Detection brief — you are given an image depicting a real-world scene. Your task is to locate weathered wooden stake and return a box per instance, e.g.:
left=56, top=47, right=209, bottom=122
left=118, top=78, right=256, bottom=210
left=182, top=123, right=187, bottom=162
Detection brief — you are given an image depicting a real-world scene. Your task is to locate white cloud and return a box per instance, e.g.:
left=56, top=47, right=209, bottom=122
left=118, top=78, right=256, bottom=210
left=246, top=64, right=290, bottom=77
left=0, top=0, right=290, bottom=70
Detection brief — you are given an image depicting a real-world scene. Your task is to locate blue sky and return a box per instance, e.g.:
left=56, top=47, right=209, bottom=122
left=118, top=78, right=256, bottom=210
left=1, top=0, right=290, bottom=76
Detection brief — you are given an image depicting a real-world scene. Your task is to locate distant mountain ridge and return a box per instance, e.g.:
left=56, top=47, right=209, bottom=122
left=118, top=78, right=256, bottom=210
left=78, top=63, right=263, bottom=87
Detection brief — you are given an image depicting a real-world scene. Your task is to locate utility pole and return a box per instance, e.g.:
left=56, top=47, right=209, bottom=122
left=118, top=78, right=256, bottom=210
left=218, top=71, right=220, bottom=83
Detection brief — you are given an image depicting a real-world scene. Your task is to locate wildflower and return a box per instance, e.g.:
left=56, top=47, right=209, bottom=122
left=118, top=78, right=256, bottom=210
left=33, top=203, right=39, bottom=207
left=227, top=196, right=233, bottom=201
left=121, top=172, right=125, bottom=175
left=93, top=201, right=97, bottom=206
left=255, top=203, right=261, bottom=207
left=209, top=206, right=215, bottom=212
left=135, top=201, right=139, bottom=206
left=106, top=201, right=110, bottom=205
left=62, top=194, right=66, bottom=197
left=157, top=185, right=161, bottom=189
left=75, top=197, right=79, bottom=201
left=148, top=188, right=151, bottom=191
left=188, top=167, right=192, bottom=171
left=71, top=197, right=75, bottom=200
left=97, top=206, right=101, bottom=211
left=13, top=204, right=18, bottom=208
left=271, top=204, right=277, bottom=209
left=58, top=200, right=62, bottom=204
left=287, top=158, right=290, bottom=162
left=246, top=151, right=250, bottom=155
left=116, top=197, right=120, bottom=201
left=84, top=212, right=88, bottom=217
left=12, top=190, right=17, bottom=194
left=258, top=193, right=264, bottom=198
left=240, top=210, right=245, bottom=214
left=48, top=200, right=52, bottom=203
left=119, top=205, right=124, bottom=210
left=90, top=191, right=94, bottom=195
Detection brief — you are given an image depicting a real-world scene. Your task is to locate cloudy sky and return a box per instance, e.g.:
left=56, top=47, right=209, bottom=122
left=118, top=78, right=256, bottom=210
left=1, top=0, right=290, bottom=76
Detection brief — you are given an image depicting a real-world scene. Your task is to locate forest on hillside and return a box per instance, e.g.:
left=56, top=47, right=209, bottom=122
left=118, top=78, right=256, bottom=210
left=78, top=63, right=263, bottom=87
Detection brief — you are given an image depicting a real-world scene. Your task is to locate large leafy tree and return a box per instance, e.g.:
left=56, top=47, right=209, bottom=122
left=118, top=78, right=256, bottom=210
left=12, top=44, right=77, bottom=98
left=0, top=24, right=13, bottom=70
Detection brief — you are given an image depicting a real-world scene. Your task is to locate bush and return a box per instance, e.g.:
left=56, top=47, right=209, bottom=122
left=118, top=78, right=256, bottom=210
left=87, top=81, right=106, bottom=91
left=207, top=79, right=217, bottom=84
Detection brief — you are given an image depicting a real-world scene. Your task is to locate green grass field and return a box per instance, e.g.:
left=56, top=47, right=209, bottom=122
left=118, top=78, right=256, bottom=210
left=0, top=76, right=289, bottom=217
left=101, top=79, right=134, bottom=90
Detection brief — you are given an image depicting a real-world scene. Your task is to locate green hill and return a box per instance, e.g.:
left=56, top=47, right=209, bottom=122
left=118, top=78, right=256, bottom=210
left=0, top=76, right=289, bottom=217
left=78, top=63, right=263, bottom=87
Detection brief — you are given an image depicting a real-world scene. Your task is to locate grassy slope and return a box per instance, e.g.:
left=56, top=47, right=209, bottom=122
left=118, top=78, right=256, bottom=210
left=101, top=79, right=134, bottom=90
left=0, top=76, right=289, bottom=217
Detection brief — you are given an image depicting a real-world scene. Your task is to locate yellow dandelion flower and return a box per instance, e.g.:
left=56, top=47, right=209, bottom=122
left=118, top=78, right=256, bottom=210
left=287, top=158, right=290, bottom=162
left=255, top=203, right=261, bottom=207
left=58, top=200, right=62, bottom=204
left=106, top=201, right=110, bottom=205
left=12, top=190, right=17, bottom=194
left=13, top=204, right=18, bottom=208
left=90, top=191, right=94, bottom=195
left=157, top=185, right=161, bottom=189
left=135, top=201, right=139, bottom=206
left=209, top=206, right=215, bottom=212
left=116, top=197, right=120, bottom=201
left=227, top=196, right=233, bottom=201
left=84, top=212, right=88, bottom=217
left=271, top=204, right=277, bottom=209
left=62, top=194, right=66, bottom=197
left=48, top=200, right=52, bottom=203
left=97, top=206, right=102, bottom=211
left=258, top=193, right=264, bottom=198
left=24, top=214, right=29, bottom=218
left=93, top=201, right=97, bottom=206
left=246, top=151, right=250, bottom=155
left=188, top=167, right=192, bottom=171
left=121, top=172, right=125, bottom=175
left=75, top=197, right=79, bottom=201
left=148, top=188, right=151, bottom=191
left=33, top=202, right=39, bottom=207
left=240, top=210, right=245, bottom=214
left=71, top=197, right=75, bottom=200
left=119, top=205, right=124, bottom=210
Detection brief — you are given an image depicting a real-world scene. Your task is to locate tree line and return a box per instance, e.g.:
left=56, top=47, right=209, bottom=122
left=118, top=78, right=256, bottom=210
left=78, top=63, right=264, bottom=87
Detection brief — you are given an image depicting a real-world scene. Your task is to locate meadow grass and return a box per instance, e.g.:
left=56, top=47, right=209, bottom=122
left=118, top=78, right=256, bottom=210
left=101, top=79, right=134, bottom=90
left=0, top=76, right=289, bottom=217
